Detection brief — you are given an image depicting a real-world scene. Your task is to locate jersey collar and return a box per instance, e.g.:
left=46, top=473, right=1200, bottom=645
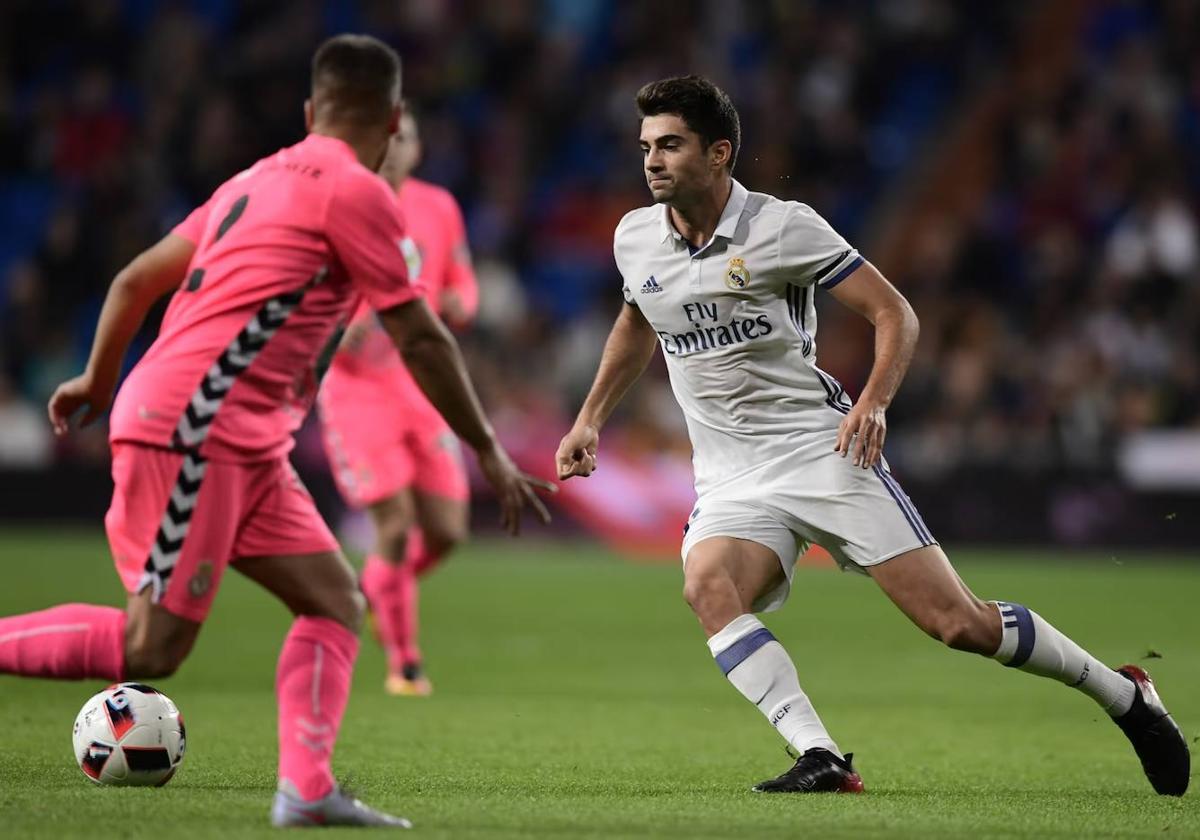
left=659, top=179, right=750, bottom=249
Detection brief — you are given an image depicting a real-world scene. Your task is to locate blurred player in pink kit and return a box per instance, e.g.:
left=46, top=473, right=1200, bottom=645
left=318, top=106, right=477, bottom=697
left=0, top=35, right=550, bottom=828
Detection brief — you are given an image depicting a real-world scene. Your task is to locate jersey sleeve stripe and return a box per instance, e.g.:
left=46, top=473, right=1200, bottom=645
left=820, top=254, right=864, bottom=289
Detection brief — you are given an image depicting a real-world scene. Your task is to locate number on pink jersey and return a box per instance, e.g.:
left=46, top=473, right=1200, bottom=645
left=185, top=194, right=249, bottom=292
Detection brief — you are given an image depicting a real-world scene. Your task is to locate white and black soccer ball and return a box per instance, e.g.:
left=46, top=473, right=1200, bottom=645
left=72, top=682, right=186, bottom=786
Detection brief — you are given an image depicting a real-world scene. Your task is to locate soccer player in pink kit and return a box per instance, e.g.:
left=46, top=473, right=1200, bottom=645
left=0, top=35, right=550, bottom=828
left=319, top=107, right=478, bottom=697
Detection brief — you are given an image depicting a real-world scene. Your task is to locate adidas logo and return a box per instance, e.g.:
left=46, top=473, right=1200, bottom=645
left=641, top=275, right=664, bottom=294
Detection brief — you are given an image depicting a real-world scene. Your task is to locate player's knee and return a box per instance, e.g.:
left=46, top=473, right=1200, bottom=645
left=375, top=522, right=410, bottom=565
left=424, top=524, right=466, bottom=560
left=327, top=586, right=367, bottom=635
left=682, top=569, right=732, bottom=618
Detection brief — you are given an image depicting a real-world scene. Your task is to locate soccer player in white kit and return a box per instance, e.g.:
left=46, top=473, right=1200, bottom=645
left=555, top=76, right=1188, bottom=795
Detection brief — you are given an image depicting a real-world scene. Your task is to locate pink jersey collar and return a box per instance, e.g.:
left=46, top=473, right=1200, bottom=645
left=303, top=132, right=362, bottom=163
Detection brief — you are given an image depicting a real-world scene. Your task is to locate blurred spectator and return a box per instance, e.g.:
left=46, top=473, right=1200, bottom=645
left=0, top=370, right=52, bottom=467
left=0, top=0, right=1195, bottom=491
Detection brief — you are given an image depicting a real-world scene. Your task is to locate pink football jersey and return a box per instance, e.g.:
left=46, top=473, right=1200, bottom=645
left=322, top=177, right=478, bottom=416
left=109, top=133, right=422, bottom=461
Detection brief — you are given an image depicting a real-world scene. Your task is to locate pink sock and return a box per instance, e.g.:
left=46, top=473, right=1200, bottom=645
left=408, top=529, right=442, bottom=577
left=0, top=603, right=125, bottom=680
left=359, top=553, right=405, bottom=675
left=394, top=562, right=421, bottom=669
left=395, top=529, right=450, bottom=670
left=276, top=615, right=359, bottom=801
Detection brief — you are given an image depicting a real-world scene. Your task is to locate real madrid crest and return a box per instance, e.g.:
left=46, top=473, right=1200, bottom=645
left=725, top=257, right=750, bottom=290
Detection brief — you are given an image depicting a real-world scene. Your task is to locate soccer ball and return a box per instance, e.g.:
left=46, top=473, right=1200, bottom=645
left=72, top=682, right=186, bottom=786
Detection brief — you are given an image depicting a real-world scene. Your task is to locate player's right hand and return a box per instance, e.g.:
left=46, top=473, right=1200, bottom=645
left=477, top=442, right=556, bottom=536
left=48, top=373, right=114, bottom=436
left=555, top=423, right=599, bottom=479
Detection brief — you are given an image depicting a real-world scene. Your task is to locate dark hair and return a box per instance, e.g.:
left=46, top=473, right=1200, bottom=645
left=636, top=75, right=741, bottom=171
left=311, top=34, right=401, bottom=126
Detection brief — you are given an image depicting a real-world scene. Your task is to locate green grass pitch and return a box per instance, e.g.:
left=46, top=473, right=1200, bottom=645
left=0, top=529, right=1197, bottom=838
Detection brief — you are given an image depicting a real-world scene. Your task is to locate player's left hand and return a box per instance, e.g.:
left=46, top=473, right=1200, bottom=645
left=834, top=401, right=887, bottom=469
left=477, top=441, right=557, bottom=535
left=48, top=372, right=114, bottom=436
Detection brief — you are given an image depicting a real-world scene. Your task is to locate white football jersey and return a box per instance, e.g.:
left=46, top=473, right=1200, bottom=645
left=614, top=179, right=864, bottom=495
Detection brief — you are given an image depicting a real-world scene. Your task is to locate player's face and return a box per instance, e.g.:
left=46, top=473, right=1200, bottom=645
left=380, top=113, right=421, bottom=185
left=639, top=114, right=717, bottom=205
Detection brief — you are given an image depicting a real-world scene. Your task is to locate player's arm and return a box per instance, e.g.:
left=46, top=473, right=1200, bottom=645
left=556, top=302, right=659, bottom=480
left=439, top=261, right=478, bottom=329
left=377, top=299, right=553, bottom=533
left=48, top=234, right=196, bottom=434
left=826, top=261, right=920, bottom=469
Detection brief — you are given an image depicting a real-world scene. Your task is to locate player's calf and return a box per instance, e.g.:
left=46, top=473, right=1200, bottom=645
left=123, top=595, right=201, bottom=679
left=915, top=600, right=1001, bottom=654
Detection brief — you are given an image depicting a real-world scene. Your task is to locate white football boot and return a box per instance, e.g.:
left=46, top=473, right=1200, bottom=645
left=271, top=780, right=412, bottom=828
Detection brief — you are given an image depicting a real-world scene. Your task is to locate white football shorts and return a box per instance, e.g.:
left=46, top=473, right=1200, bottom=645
left=680, top=428, right=937, bottom=612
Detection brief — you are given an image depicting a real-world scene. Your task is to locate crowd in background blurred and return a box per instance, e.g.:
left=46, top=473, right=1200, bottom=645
left=1, top=1, right=1196, bottom=488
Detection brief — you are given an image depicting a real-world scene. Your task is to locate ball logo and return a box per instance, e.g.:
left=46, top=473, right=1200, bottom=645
left=725, top=257, right=750, bottom=290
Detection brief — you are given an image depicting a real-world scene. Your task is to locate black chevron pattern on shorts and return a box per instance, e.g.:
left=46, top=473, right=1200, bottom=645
left=137, top=451, right=208, bottom=602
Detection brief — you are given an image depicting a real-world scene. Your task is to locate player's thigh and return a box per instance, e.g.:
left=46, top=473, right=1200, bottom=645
left=230, top=458, right=354, bottom=626
left=106, top=443, right=242, bottom=629
left=681, top=499, right=797, bottom=614
left=319, top=397, right=414, bottom=511
left=409, top=421, right=470, bottom=542
left=684, top=535, right=787, bottom=611
left=868, top=544, right=998, bottom=648
left=233, top=550, right=364, bottom=632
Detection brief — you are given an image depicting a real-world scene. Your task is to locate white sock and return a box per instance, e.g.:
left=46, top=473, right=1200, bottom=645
left=707, top=614, right=840, bottom=757
left=991, top=601, right=1135, bottom=716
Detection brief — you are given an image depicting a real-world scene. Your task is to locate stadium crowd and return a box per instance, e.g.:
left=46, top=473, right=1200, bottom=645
left=0, top=0, right=1196, bottom=486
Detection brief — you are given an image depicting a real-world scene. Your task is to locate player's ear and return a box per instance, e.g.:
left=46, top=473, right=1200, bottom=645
left=303, top=98, right=314, bottom=132
left=711, top=139, right=732, bottom=171
left=387, top=104, right=402, bottom=136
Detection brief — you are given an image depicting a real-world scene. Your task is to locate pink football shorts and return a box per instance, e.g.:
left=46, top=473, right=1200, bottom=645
left=105, top=442, right=339, bottom=623
left=319, top=395, right=469, bottom=509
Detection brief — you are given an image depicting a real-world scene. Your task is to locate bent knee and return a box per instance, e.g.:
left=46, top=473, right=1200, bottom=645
left=682, top=569, right=733, bottom=614
left=375, top=524, right=410, bottom=565
left=424, top=527, right=466, bottom=561
left=297, top=586, right=366, bottom=635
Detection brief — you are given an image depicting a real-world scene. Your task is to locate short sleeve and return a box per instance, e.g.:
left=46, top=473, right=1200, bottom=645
left=327, top=170, right=423, bottom=311
left=777, top=203, right=864, bottom=289
left=171, top=198, right=213, bottom=245
left=614, top=215, right=638, bottom=307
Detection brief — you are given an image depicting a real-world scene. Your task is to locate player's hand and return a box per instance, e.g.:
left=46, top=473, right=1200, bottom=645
left=476, top=441, right=556, bottom=536
left=439, top=290, right=469, bottom=329
left=48, top=372, right=114, bottom=436
left=555, top=423, right=599, bottom=479
left=834, top=401, right=887, bottom=469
